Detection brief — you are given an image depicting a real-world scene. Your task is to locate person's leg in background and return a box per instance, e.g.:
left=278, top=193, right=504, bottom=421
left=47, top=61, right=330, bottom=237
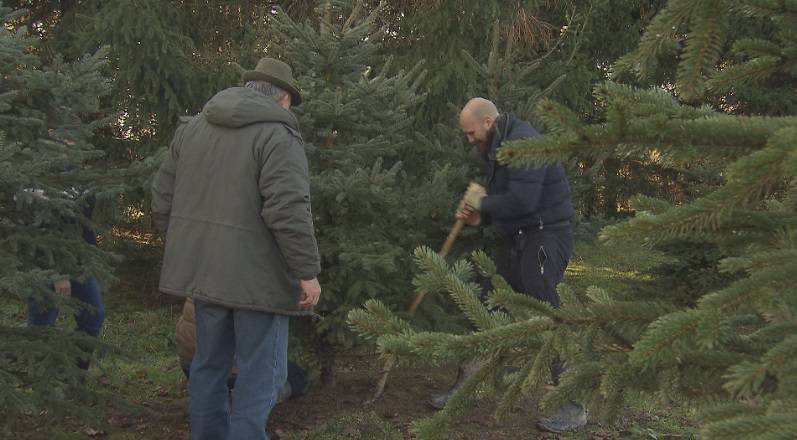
left=430, top=238, right=521, bottom=409
left=27, top=288, right=61, bottom=328
left=519, top=227, right=586, bottom=433
left=71, top=277, right=105, bottom=337
left=28, top=278, right=104, bottom=371
left=519, top=227, right=570, bottom=384
left=71, top=277, right=106, bottom=369
left=189, top=300, right=236, bottom=440
left=281, top=360, right=307, bottom=402
left=228, top=309, right=289, bottom=440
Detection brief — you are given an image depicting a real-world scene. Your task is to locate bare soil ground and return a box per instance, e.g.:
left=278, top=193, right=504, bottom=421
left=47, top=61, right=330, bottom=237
left=19, top=354, right=603, bottom=440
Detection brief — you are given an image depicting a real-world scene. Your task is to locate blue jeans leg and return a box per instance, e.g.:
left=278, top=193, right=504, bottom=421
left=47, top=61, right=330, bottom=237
left=189, top=300, right=235, bottom=440
left=229, top=308, right=288, bottom=440
left=189, top=300, right=288, bottom=440
left=71, top=277, right=105, bottom=337
left=27, top=277, right=105, bottom=337
left=27, top=297, right=59, bottom=327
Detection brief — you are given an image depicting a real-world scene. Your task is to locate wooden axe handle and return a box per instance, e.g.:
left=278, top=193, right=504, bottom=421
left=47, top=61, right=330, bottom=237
left=408, top=218, right=466, bottom=315
left=439, top=218, right=465, bottom=258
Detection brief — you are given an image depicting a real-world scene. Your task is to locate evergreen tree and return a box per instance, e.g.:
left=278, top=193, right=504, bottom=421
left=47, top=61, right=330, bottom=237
left=382, top=0, right=563, bottom=125
left=2, top=1, right=319, bottom=243
left=268, top=0, right=471, bottom=382
left=6, top=0, right=321, bottom=150
left=350, top=0, right=797, bottom=439
left=0, top=2, right=145, bottom=430
left=387, top=0, right=694, bottom=219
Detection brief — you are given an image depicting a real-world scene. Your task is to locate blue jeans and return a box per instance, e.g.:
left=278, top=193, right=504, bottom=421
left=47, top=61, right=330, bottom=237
left=189, top=299, right=289, bottom=440
left=27, top=276, right=105, bottom=337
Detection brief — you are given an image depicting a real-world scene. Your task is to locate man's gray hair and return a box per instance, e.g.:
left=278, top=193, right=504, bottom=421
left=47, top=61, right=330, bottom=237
left=245, top=80, right=289, bottom=102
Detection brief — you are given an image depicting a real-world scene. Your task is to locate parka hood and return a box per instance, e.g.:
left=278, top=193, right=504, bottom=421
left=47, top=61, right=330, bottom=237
left=202, top=87, right=299, bottom=129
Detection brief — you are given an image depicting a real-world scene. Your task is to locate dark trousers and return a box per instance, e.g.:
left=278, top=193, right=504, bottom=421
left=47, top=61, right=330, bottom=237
left=27, top=277, right=105, bottom=370
left=491, top=225, right=574, bottom=382
left=493, top=225, right=574, bottom=308
left=27, top=277, right=105, bottom=337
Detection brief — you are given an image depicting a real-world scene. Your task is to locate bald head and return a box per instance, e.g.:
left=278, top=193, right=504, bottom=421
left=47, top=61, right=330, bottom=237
left=459, top=97, right=499, bottom=148
left=460, top=97, right=498, bottom=123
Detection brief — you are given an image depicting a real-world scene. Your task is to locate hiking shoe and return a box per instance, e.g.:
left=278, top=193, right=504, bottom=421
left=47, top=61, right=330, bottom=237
left=276, top=381, right=292, bottom=404
left=428, top=369, right=464, bottom=409
left=429, top=359, right=489, bottom=409
left=536, top=401, right=587, bottom=433
left=428, top=365, right=467, bottom=409
left=429, top=388, right=453, bottom=409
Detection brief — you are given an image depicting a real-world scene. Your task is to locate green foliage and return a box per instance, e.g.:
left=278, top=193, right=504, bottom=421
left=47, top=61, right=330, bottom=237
left=350, top=1, right=797, bottom=439
left=501, top=2, right=797, bottom=438
left=458, top=18, right=570, bottom=125
left=8, top=0, right=797, bottom=437
left=348, top=244, right=662, bottom=437
left=0, top=1, right=137, bottom=430
left=389, top=0, right=676, bottom=218
left=267, top=1, right=471, bottom=378
left=642, top=239, right=740, bottom=307
left=386, top=0, right=663, bottom=125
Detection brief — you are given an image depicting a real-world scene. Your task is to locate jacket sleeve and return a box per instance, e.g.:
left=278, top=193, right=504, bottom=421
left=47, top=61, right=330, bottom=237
left=259, top=129, right=321, bottom=281
left=151, top=123, right=187, bottom=238
left=480, top=165, right=546, bottom=220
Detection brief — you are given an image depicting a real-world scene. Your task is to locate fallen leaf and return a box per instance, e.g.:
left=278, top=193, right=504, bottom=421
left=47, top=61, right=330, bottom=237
left=84, top=427, right=106, bottom=437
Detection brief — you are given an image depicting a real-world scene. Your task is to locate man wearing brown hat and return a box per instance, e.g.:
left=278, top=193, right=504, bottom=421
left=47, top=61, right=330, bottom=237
left=151, top=57, right=321, bottom=440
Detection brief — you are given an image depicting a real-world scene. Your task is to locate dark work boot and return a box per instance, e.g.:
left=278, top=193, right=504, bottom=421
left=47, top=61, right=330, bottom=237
left=429, top=366, right=465, bottom=409
left=429, top=359, right=486, bottom=409
left=536, top=401, right=587, bottom=433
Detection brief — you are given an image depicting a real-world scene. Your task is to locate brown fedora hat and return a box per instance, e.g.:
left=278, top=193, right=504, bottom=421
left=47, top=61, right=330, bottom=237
left=242, top=57, right=302, bottom=105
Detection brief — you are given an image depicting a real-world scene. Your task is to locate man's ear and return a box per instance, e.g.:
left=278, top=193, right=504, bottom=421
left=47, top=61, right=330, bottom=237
left=279, top=94, right=292, bottom=110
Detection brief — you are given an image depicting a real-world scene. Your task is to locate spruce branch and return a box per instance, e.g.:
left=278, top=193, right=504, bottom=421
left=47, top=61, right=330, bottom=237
left=622, top=0, right=696, bottom=80
left=539, top=361, right=603, bottom=411
left=676, top=0, right=728, bottom=101
left=631, top=309, right=703, bottom=369
left=495, top=353, right=537, bottom=422
left=699, top=401, right=765, bottom=424
left=700, top=413, right=797, bottom=440
left=378, top=318, right=552, bottom=364
left=443, top=262, right=502, bottom=331
left=709, top=57, right=783, bottom=93
left=601, top=128, right=797, bottom=244
left=488, top=285, right=554, bottom=321
left=412, top=356, right=500, bottom=439
left=520, top=331, right=559, bottom=395
left=346, top=299, right=414, bottom=341
left=534, top=98, right=587, bottom=139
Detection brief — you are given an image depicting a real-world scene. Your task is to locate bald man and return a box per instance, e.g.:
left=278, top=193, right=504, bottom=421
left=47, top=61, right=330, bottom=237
left=434, top=98, right=584, bottom=433
left=457, top=97, right=574, bottom=306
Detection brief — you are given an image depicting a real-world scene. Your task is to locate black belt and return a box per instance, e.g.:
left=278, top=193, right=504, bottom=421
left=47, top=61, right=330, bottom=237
left=517, top=219, right=571, bottom=235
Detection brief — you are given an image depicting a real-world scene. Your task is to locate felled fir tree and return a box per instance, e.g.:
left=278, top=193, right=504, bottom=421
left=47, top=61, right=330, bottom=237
left=268, top=0, right=471, bottom=382
left=350, top=1, right=797, bottom=439
left=0, top=2, right=132, bottom=431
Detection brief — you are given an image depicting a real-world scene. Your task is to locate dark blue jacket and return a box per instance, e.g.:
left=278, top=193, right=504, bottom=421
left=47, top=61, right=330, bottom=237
left=480, top=113, right=574, bottom=238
